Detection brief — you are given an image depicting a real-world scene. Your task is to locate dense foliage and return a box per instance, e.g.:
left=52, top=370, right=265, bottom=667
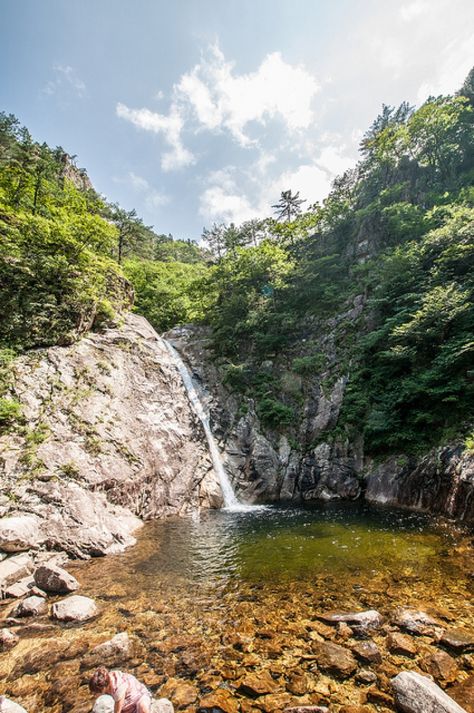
left=1, top=69, right=473, bottom=452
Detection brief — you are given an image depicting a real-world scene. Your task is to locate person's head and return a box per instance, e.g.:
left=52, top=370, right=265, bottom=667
left=89, top=667, right=110, bottom=694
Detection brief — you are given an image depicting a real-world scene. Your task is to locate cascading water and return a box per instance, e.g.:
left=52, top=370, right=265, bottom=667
left=164, top=340, right=248, bottom=510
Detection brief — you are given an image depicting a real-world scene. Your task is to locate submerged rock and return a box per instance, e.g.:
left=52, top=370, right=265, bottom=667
left=33, top=564, right=79, bottom=593
left=312, top=641, right=358, bottom=678
left=393, top=608, right=442, bottom=636
left=81, top=632, right=132, bottom=669
left=198, top=688, right=239, bottom=713
left=440, top=628, right=474, bottom=652
left=386, top=632, right=417, bottom=657
left=351, top=641, right=382, bottom=664
left=51, top=594, right=98, bottom=622
left=420, top=651, right=458, bottom=684
left=319, top=609, right=383, bottom=633
left=238, top=671, right=279, bottom=697
left=448, top=675, right=474, bottom=713
left=392, top=671, right=468, bottom=713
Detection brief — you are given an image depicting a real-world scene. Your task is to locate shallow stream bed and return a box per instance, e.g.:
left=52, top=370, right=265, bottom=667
left=2, top=502, right=474, bottom=712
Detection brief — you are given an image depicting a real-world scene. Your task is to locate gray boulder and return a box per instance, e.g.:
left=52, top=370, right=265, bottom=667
left=0, top=515, right=41, bottom=553
left=82, top=632, right=131, bottom=668
left=11, top=595, right=47, bottom=618
left=33, top=564, right=79, bottom=594
left=51, top=595, right=98, bottom=622
left=0, top=697, right=28, bottom=713
left=392, top=671, right=468, bottom=713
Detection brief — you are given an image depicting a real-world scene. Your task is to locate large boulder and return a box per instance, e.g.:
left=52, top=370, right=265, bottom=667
left=33, top=564, right=79, bottom=594
left=392, top=671, right=468, bottom=713
left=51, top=595, right=98, bottom=622
left=0, top=515, right=41, bottom=553
left=393, top=608, right=442, bottom=636
left=0, top=698, right=28, bottom=713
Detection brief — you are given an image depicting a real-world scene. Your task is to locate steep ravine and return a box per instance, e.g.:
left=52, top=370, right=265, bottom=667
left=0, top=314, right=221, bottom=559
left=166, top=324, right=474, bottom=523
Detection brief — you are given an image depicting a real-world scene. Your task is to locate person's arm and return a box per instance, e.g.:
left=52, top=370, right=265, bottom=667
left=114, top=694, right=125, bottom=713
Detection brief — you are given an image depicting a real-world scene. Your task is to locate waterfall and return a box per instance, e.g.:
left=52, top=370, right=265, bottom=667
left=164, top=341, right=241, bottom=509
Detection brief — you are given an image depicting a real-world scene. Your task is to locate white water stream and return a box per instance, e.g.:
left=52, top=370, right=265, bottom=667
left=165, top=341, right=256, bottom=511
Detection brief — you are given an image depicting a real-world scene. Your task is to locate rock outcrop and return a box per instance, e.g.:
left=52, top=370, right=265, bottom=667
left=0, top=315, right=221, bottom=559
left=166, top=324, right=474, bottom=521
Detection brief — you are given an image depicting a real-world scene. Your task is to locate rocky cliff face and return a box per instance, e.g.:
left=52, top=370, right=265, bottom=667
left=167, top=324, right=474, bottom=523
left=0, top=315, right=221, bottom=558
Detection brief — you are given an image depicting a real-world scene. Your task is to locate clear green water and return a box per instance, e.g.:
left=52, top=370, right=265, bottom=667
left=132, top=501, right=458, bottom=585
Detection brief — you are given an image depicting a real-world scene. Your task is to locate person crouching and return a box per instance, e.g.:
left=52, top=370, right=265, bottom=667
left=89, top=666, right=151, bottom=713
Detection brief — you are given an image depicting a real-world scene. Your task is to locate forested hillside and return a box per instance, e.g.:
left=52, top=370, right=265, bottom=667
left=1, top=67, right=473, bottom=459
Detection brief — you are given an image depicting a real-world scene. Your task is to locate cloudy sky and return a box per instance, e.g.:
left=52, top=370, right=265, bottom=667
left=2, top=0, right=473, bottom=240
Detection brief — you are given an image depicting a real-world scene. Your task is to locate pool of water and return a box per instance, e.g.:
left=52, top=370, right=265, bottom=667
left=112, top=501, right=460, bottom=586
left=3, top=502, right=473, bottom=713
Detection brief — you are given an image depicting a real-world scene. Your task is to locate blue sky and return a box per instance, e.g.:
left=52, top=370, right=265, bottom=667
left=1, top=0, right=473, bottom=241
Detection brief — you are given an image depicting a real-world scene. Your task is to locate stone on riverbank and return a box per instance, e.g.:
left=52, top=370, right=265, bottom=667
left=51, top=594, right=98, bottom=622
left=198, top=688, right=239, bottom=713
left=0, top=628, right=19, bottom=651
left=392, top=671, right=468, bottom=713
left=11, top=595, right=47, bottom=618
left=0, top=516, right=41, bottom=553
left=33, top=564, right=79, bottom=593
left=0, top=553, right=32, bottom=592
left=238, top=670, right=279, bottom=697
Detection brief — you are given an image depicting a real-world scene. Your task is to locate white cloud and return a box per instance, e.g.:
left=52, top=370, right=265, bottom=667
left=116, top=171, right=170, bottom=210
left=316, top=146, right=355, bottom=177
left=199, top=185, right=257, bottom=225
left=116, top=102, right=195, bottom=171
left=177, top=45, right=320, bottom=147
left=417, top=33, right=474, bottom=101
left=43, top=64, right=86, bottom=98
left=117, top=44, right=320, bottom=171
left=400, top=1, right=429, bottom=22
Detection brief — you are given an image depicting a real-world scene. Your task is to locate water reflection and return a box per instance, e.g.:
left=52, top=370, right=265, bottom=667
left=133, top=502, right=457, bottom=585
